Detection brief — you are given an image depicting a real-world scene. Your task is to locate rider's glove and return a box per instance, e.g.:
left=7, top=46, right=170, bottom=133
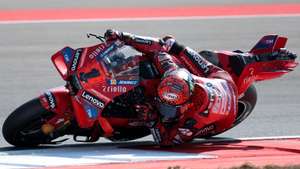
left=104, top=29, right=122, bottom=42
left=134, top=103, right=158, bottom=127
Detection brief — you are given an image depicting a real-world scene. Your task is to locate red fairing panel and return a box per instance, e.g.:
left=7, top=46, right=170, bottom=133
left=237, top=59, right=298, bottom=94
left=51, top=47, right=75, bottom=80
left=70, top=95, right=97, bottom=128
left=39, top=86, right=72, bottom=114
left=39, top=86, right=74, bottom=127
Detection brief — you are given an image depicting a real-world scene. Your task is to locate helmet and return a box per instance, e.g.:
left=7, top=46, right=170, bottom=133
left=158, top=69, right=194, bottom=105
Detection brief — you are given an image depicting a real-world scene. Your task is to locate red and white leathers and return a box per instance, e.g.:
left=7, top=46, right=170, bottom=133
left=105, top=30, right=238, bottom=146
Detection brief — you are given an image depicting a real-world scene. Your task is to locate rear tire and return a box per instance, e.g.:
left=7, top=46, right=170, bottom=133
left=2, top=98, right=56, bottom=147
left=233, top=85, right=257, bottom=127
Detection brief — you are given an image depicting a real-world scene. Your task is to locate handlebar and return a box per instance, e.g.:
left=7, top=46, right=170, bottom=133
left=87, top=33, right=105, bottom=42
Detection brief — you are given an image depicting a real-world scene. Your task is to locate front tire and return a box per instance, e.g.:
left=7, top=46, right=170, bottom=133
left=2, top=98, right=56, bottom=147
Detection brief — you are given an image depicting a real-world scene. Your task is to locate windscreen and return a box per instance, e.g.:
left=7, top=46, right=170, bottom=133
left=99, top=41, right=142, bottom=81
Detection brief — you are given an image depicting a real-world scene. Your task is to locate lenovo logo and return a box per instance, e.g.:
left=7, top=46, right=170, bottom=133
left=81, top=91, right=105, bottom=109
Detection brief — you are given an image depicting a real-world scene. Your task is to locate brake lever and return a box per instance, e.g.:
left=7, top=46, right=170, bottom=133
left=87, top=33, right=105, bottom=42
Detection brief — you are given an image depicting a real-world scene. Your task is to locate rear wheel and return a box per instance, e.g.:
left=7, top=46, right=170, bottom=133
left=2, top=98, right=58, bottom=147
left=233, top=85, right=257, bottom=127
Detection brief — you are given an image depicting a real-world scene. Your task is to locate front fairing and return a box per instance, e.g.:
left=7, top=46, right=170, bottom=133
left=75, top=41, right=142, bottom=99
left=63, top=41, right=142, bottom=128
left=51, top=47, right=76, bottom=80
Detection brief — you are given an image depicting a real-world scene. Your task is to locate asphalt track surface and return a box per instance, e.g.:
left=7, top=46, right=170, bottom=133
left=0, top=2, right=299, bottom=148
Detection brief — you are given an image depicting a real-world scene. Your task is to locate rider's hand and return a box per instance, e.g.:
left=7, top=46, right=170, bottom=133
left=134, top=103, right=158, bottom=127
left=104, top=29, right=122, bottom=42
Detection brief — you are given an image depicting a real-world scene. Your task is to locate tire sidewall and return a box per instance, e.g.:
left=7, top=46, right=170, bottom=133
left=2, top=98, right=53, bottom=146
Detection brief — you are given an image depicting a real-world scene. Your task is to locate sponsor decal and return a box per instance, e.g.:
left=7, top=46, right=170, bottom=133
left=107, top=79, right=139, bottom=85
left=220, top=81, right=233, bottom=113
left=102, top=86, right=127, bottom=93
left=205, top=82, right=216, bottom=104
left=118, top=80, right=139, bottom=85
left=109, top=79, right=117, bottom=85
left=185, top=48, right=210, bottom=74
left=79, top=69, right=100, bottom=82
left=97, top=43, right=118, bottom=60
left=83, top=104, right=99, bottom=119
left=220, top=81, right=230, bottom=93
left=134, top=37, right=152, bottom=45
left=254, top=35, right=277, bottom=50
left=81, top=91, right=105, bottom=109
left=206, top=81, right=230, bottom=114
left=89, top=45, right=105, bottom=59
left=265, top=39, right=274, bottom=44
left=195, top=124, right=215, bottom=137
left=243, top=68, right=256, bottom=85
left=61, top=47, right=73, bottom=64
left=162, top=92, right=178, bottom=101
left=71, top=48, right=83, bottom=71
left=45, top=91, right=56, bottom=109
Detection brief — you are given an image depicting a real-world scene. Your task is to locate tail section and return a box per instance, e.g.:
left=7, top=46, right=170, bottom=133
left=234, top=35, right=298, bottom=95
left=250, top=35, right=287, bottom=55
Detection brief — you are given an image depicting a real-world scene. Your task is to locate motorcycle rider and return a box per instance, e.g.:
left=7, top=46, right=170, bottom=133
left=104, top=29, right=238, bottom=146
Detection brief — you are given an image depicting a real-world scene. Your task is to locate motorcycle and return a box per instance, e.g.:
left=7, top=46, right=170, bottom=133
left=2, top=33, right=298, bottom=146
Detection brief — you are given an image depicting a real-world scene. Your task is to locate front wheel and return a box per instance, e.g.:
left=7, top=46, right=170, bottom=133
left=2, top=98, right=58, bottom=147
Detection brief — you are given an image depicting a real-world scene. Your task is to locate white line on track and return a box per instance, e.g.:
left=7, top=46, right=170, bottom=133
left=0, top=145, right=215, bottom=169
left=0, top=14, right=300, bottom=25
left=0, top=136, right=299, bottom=169
left=200, top=135, right=300, bottom=143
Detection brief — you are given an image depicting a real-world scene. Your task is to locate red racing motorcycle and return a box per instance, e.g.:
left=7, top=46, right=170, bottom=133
left=2, top=33, right=298, bottom=146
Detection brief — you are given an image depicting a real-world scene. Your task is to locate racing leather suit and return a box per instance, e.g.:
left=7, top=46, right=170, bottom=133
left=105, top=30, right=238, bottom=146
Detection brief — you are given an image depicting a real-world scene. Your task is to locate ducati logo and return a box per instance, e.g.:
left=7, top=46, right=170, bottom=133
left=45, top=91, right=56, bottom=109
left=185, top=48, right=210, bottom=74
left=71, top=48, right=83, bottom=71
